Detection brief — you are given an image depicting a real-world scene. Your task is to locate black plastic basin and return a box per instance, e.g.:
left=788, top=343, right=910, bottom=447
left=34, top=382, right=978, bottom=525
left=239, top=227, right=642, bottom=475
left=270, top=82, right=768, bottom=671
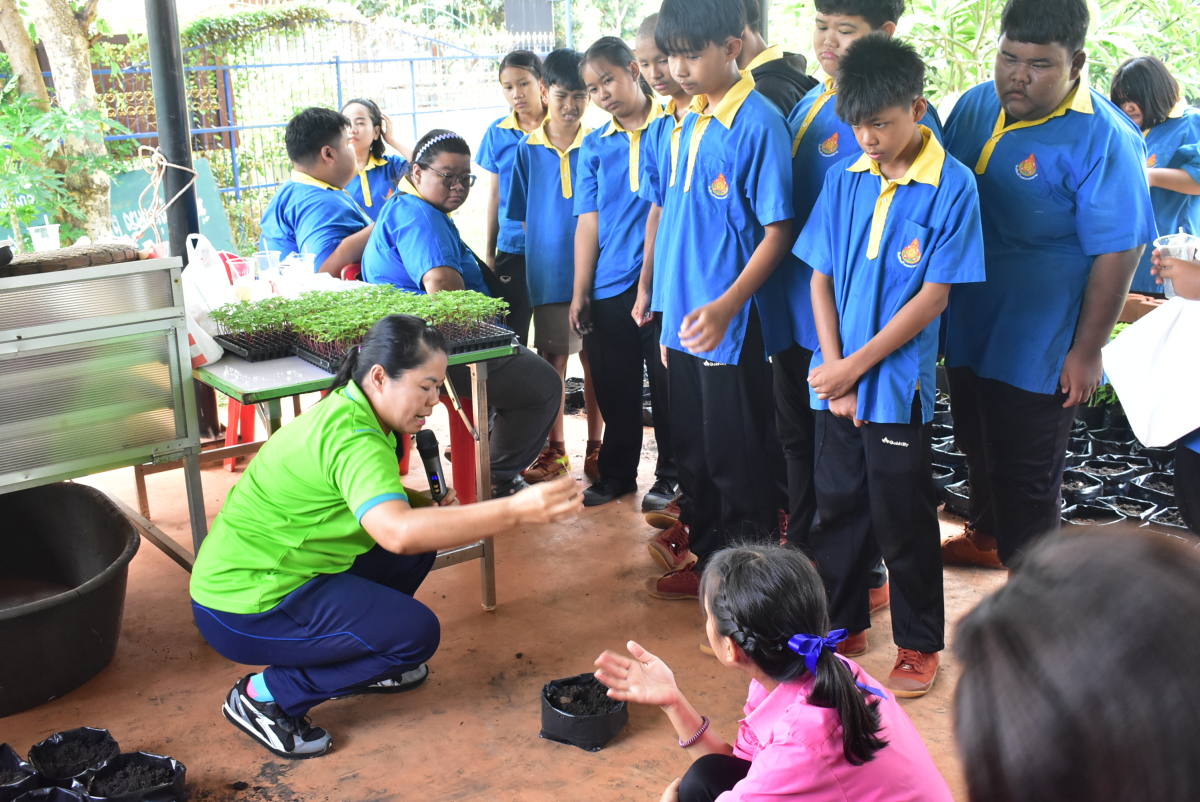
left=0, top=484, right=139, bottom=717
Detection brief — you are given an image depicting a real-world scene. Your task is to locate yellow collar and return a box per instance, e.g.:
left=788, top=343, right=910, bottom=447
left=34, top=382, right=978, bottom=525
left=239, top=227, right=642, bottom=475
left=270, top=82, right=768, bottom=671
left=603, top=97, right=665, bottom=136
left=677, top=74, right=756, bottom=193
left=526, top=118, right=589, bottom=198
left=1169, top=98, right=1187, bottom=119
left=354, top=155, right=393, bottom=207
left=848, top=127, right=944, bottom=260
left=792, top=77, right=837, bottom=157
left=743, top=44, right=783, bottom=74
left=398, top=176, right=425, bottom=200
left=291, top=169, right=343, bottom=192
left=975, top=80, right=1093, bottom=174
left=498, top=111, right=521, bottom=130
left=602, top=99, right=665, bottom=193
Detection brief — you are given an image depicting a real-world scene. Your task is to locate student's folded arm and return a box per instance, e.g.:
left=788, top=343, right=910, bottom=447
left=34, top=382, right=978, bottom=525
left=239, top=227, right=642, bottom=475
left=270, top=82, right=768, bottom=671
left=317, top=224, right=374, bottom=276
left=421, top=266, right=467, bottom=295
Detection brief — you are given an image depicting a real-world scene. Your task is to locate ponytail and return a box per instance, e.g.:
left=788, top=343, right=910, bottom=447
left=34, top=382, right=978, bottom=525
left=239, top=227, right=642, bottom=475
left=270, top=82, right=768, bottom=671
left=700, top=545, right=888, bottom=765
left=327, top=314, right=448, bottom=397
left=584, top=36, right=653, bottom=97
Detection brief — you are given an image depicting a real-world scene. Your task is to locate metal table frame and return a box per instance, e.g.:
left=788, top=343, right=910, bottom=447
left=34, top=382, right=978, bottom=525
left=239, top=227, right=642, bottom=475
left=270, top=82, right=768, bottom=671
left=132, top=344, right=513, bottom=611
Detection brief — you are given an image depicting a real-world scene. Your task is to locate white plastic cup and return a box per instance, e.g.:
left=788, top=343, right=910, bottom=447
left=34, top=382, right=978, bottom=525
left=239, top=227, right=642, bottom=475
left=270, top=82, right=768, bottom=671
left=1153, top=233, right=1198, bottom=299
left=252, top=250, right=280, bottom=278
left=29, top=223, right=61, bottom=253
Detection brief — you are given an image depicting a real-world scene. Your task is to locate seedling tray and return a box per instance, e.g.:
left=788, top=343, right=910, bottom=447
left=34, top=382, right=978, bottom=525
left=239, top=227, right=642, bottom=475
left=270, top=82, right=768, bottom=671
left=294, top=344, right=349, bottom=375
left=442, top=323, right=515, bottom=355
left=214, top=332, right=297, bottom=363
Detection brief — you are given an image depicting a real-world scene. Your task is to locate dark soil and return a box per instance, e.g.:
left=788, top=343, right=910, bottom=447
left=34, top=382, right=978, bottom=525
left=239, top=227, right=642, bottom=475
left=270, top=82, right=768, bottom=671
left=1112, top=502, right=1150, bottom=516
left=1063, top=480, right=1090, bottom=491
left=36, top=738, right=117, bottom=779
left=91, top=764, right=174, bottom=796
left=1157, top=509, right=1185, bottom=526
left=1145, top=479, right=1174, bottom=494
left=1084, top=465, right=1128, bottom=476
left=1069, top=518, right=1095, bottom=524
left=551, top=681, right=619, bottom=717
left=0, top=768, right=28, bottom=785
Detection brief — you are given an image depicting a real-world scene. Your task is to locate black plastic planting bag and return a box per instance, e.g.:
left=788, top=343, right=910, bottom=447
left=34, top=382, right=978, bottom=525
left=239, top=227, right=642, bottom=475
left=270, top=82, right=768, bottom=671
left=82, top=752, right=186, bottom=802
left=13, top=789, right=84, bottom=801
left=0, top=745, right=39, bottom=802
left=27, top=730, right=119, bottom=789
left=540, top=673, right=628, bottom=752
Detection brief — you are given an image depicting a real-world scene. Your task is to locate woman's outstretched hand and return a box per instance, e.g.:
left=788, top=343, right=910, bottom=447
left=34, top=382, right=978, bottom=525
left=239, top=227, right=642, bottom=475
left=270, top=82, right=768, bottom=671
left=510, top=474, right=582, bottom=523
left=594, top=640, right=680, bottom=708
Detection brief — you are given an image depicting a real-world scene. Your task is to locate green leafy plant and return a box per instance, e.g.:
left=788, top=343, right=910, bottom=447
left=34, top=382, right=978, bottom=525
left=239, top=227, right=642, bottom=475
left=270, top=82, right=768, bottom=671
left=1087, top=321, right=1133, bottom=407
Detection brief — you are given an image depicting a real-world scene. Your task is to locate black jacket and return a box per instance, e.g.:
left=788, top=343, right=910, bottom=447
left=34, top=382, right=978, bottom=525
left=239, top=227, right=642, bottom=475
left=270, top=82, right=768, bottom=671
left=751, top=52, right=820, bottom=117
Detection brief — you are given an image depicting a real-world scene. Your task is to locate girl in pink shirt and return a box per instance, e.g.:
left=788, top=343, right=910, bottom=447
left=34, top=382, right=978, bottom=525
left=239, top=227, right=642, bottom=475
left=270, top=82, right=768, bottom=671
left=595, top=544, right=953, bottom=802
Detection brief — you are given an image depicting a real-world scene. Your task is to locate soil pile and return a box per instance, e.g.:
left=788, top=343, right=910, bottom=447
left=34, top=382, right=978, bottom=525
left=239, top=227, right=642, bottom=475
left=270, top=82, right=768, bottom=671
left=36, top=738, right=116, bottom=779
left=91, top=763, right=173, bottom=796
left=552, top=682, right=619, bottom=717
left=0, top=768, right=27, bottom=785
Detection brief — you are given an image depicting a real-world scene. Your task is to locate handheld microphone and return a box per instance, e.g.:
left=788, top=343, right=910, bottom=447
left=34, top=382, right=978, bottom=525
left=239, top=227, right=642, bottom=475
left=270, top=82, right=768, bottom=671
left=415, top=429, right=448, bottom=503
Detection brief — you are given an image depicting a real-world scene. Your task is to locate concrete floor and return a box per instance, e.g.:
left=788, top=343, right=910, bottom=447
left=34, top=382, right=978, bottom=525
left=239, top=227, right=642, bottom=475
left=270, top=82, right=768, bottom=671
left=3, top=398, right=1005, bottom=801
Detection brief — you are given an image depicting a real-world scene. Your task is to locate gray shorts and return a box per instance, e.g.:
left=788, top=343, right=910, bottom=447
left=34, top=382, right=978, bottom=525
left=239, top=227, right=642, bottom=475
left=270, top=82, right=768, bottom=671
left=532, top=302, right=582, bottom=355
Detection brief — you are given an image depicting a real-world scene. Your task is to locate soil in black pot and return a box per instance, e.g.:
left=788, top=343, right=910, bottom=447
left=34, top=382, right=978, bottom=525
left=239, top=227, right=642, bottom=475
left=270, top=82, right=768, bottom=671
left=0, top=768, right=26, bottom=785
left=1144, top=478, right=1174, bottom=494
left=550, top=682, right=619, bottom=717
left=90, top=763, right=172, bottom=796
left=1063, top=479, right=1089, bottom=492
left=1112, top=501, right=1151, bottom=517
left=34, top=738, right=116, bottom=779
left=1156, top=509, right=1186, bottom=527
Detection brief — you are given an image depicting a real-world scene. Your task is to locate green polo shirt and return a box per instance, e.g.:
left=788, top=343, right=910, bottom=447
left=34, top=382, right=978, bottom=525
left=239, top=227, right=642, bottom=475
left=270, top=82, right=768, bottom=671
left=190, top=382, right=407, bottom=614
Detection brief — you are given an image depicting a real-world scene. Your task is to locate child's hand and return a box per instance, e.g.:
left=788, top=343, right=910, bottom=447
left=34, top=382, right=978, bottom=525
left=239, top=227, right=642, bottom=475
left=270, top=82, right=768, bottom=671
left=829, top=390, right=864, bottom=427
left=594, top=640, right=680, bottom=708
left=679, top=300, right=735, bottom=354
left=658, top=779, right=682, bottom=802
left=1059, top=345, right=1103, bottom=408
left=808, top=357, right=862, bottom=401
left=1152, top=250, right=1200, bottom=300
left=632, top=286, right=654, bottom=328
left=569, top=295, right=593, bottom=338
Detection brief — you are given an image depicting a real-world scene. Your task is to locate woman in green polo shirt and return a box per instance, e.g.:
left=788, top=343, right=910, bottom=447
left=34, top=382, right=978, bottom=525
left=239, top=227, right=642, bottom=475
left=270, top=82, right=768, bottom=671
left=190, top=314, right=581, bottom=760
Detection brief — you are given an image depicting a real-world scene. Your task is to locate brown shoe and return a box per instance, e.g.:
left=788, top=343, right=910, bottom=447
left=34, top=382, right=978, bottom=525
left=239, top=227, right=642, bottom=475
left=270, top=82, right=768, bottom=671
left=523, top=445, right=568, bottom=484
left=837, top=630, right=868, bottom=657
left=645, top=496, right=681, bottom=529
left=870, top=582, right=890, bottom=614
left=584, top=440, right=601, bottom=482
left=648, top=520, right=693, bottom=571
left=646, top=565, right=700, bottom=600
left=887, top=649, right=939, bottom=698
left=942, top=528, right=1005, bottom=569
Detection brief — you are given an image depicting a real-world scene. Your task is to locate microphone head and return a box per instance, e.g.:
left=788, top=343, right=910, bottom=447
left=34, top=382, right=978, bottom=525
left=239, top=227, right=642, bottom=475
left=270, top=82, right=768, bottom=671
left=415, top=428, right=440, bottom=457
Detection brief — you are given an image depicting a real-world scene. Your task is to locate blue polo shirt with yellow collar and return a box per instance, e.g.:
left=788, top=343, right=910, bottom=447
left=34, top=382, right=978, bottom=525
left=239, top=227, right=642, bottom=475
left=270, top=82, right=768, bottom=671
left=507, top=119, right=590, bottom=307
left=345, top=154, right=408, bottom=222
left=942, top=80, right=1156, bottom=395
left=637, top=98, right=687, bottom=313
left=1137, top=105, right=1200, bottom=293
left=477, top=113, right=529, bottom=255
left=361, top=178, right=490, bottom=295
left=795, top=127, right=985, bottom=424
left=260, top=171, right=372, bottom=270
left=574, top=101, right=666, bottom=300
left=653, top=75, right=795, bottom=364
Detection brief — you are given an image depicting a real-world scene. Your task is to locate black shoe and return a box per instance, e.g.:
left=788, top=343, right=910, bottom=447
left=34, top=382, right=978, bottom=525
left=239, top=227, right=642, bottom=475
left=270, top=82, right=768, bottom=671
left=492, top=475, right=531, bottom=497
left=641, top=478, right=680, bottom=512
left=583, top=477, right=637, bottom=507
left=222, top=675, right=332, bottom=760
left=330, top=664, right=429, bottom=700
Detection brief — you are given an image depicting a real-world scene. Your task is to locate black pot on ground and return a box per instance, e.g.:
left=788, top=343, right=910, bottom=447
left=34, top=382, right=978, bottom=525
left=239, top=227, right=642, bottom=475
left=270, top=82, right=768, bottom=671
left=1097, top=495, right=1157, bottom=521
left=1079, top=459, right=1145, bottom=496
left=1146, top=507, right=1189, bottom=533
left=1088, top=428, right=1137, bottom=456
left=1061, top=470, right=1103, bottom=507
left=13, top=789, right=82, bottom=801
left=936, top=364, right=948, bottom=395
left=82, top=752, right=185, bottom=802
left=1071, top=418, right=1087, bottom=436
left=1076, top=402, right=1105, bottom=430
left=1064, top=451, right=1086, bottom=468
left=1103, top=404, right=1129, bottom=431
left=1067, top=438, right=1093, bottom=461
left=1131, top=473, right=1175, bottom=507
left=943, top=480, right=970, bottom=518
left=1133, top=443, right=1176, bottom=471
left=27, top=730, right=118, bottom=790
left=930, top=424, right=954, bottom=442
left=540, top=674, right=628, bottom=752
left=0, top=745, right=39, bottom=802
left=933, top=409, right=953, bottom=427
left=932, top=442, right=967, bottom=466
left=932, top=464, right=955, bottom=493
left=1061, top=503, right=1125, bottom=527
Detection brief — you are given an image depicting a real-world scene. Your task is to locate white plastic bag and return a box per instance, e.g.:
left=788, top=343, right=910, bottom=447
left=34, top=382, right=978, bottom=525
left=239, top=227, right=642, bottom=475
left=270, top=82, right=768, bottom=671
left=186, top=313, right=223, bottom=368
left=1101, top=297, right=1200, bottom=447
left=182, top=234, right=237, bottom=336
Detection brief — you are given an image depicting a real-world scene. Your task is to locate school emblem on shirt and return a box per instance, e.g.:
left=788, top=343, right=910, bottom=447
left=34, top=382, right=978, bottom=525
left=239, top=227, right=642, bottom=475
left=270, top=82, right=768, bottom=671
left=385, top=188, right=394, bottom=199
left=1016, top=153, right=1038, bottom=180
left=819, top=132, right=839, bottom=157
left=898, top=238, right=922, bottom=266
left=1147, top=153, right=1158, bottom=168
left=709, top=172, right=730, bottom=200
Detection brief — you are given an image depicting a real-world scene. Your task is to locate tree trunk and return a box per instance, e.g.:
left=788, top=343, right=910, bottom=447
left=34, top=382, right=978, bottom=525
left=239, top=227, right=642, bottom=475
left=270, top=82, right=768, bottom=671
left=0, top=0, right=51, bottom=108
left=25, top=0, right=111, bottom=240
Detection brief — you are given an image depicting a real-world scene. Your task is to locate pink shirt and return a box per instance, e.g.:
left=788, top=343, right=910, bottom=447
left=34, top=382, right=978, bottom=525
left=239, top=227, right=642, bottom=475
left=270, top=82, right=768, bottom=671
left=718, top=661, right=953, bottom=802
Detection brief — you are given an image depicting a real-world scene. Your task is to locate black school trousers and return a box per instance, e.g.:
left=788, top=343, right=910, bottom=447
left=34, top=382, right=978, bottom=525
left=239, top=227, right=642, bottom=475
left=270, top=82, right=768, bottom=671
left=1176, top=441, right=1200, bottom=534
left=772, top=342, right=818, bottom=545
left=494, top=251, right=533, bottom=347
left=669, top=308, right=787, bottom=566
left=582, top=283, right=676, bottom=485
left=679, top=754, right=752, bottom=802
left=947, top=366, right=1076, bottom=566
left=810, top=399, right=944, bottom=653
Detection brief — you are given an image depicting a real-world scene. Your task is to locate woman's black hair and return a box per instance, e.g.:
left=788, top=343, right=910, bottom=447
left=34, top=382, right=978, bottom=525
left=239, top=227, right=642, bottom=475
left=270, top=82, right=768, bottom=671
left=584, top=36, right=653, bottom=97
left=999, top=0, right=1089, bottom=55
left=954, top=526, right=1200, bottom=802
left=407, top=128, right=472, bottom=181
left=542, top=48, right=586, bottom=92
left=499, top=49, right=544, bottom=82
left=328, top=314, right=448, bottom=395
left=1111, top=56, right=1180, bottom=131
left=699, top=544, right=887, bottom=765
left=656, top=0, right=746, bottom=56
left=342, top=97, right=386, bottom=160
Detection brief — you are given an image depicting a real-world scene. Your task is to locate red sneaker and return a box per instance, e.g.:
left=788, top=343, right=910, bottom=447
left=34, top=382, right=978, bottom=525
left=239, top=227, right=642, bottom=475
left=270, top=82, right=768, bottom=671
left=837, top=630, right=868, bottom=657
left=942, top=527, right=1004, bottom=569
left=887, top=649, right=939, bottom=698
left=646, top=565, right=700, bottom=600
left=870, top=582, right=890, bottom=614
left=645, top=496, right=681, bottom=530
left=648, top=520, right=693, bottom=571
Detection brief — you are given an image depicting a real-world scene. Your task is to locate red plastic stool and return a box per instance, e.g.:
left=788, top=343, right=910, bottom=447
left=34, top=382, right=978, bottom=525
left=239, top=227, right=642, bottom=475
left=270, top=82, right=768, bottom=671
left=224, top=399, right=257, bottom=471
left=398, top=433, right=412, bottom=475
left=440, top=395, right=479, bottom=504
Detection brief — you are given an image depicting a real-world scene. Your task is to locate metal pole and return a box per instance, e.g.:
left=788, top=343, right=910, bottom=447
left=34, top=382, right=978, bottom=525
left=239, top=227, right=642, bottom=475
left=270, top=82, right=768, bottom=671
left=144, top=0, right=200, bottom=265
left=335, top=54, right=343, bottom=109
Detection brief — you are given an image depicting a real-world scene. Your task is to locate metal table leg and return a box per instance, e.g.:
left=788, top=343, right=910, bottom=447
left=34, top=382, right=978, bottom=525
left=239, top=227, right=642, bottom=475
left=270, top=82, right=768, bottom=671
left=472, top=361, right=497, bottom=611
left=260, top=398, right=284, bottom=435
left=183, top=451, right=208, bottom=554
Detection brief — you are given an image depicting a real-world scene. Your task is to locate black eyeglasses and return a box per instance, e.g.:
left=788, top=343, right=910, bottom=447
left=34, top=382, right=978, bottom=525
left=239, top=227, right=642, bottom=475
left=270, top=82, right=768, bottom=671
left=424, top=166, right=477, bottom=188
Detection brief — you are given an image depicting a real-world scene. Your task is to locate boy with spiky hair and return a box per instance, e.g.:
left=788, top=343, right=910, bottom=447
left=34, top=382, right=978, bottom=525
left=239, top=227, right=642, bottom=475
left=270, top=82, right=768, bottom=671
left=642, top=0, right=792, bottom=603
left=795, top=34, right=985, bottom=697
left=940, top=0, right=1155, bottom=570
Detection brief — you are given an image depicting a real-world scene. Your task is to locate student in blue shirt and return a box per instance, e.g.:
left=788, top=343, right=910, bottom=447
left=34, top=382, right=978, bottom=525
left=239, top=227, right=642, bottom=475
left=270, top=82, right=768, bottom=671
left=642, top=0, right=792, bottom=602
left=795, top=35, right=985, bottom=698
left=260, top=107, right=374, bottom=275
left=508, top=48, right=605, bottom=485
left=1110, top=57, right=1200, bottom=295
left=341, top=98, right=413, bottom=222
left=361, top=130, right=565, bottom=498
left=476, top=51, right=547, bottom=346
left=940, top=0, right=1155, bottom=569
left=569, top=37, right=678, bottom=511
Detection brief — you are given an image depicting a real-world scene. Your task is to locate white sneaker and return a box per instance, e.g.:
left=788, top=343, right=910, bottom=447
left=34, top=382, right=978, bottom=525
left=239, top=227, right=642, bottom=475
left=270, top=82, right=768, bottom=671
left=222, top=675, right=332, bottom=760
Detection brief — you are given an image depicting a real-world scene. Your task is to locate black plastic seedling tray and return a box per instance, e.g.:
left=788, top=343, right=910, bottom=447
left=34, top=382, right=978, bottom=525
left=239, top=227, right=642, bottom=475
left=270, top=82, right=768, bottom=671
left=293, top=344, right=349, bottom=375
left=442, top=323, right=516, bottom=355
left=215, top=332, right=297, bottom=363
